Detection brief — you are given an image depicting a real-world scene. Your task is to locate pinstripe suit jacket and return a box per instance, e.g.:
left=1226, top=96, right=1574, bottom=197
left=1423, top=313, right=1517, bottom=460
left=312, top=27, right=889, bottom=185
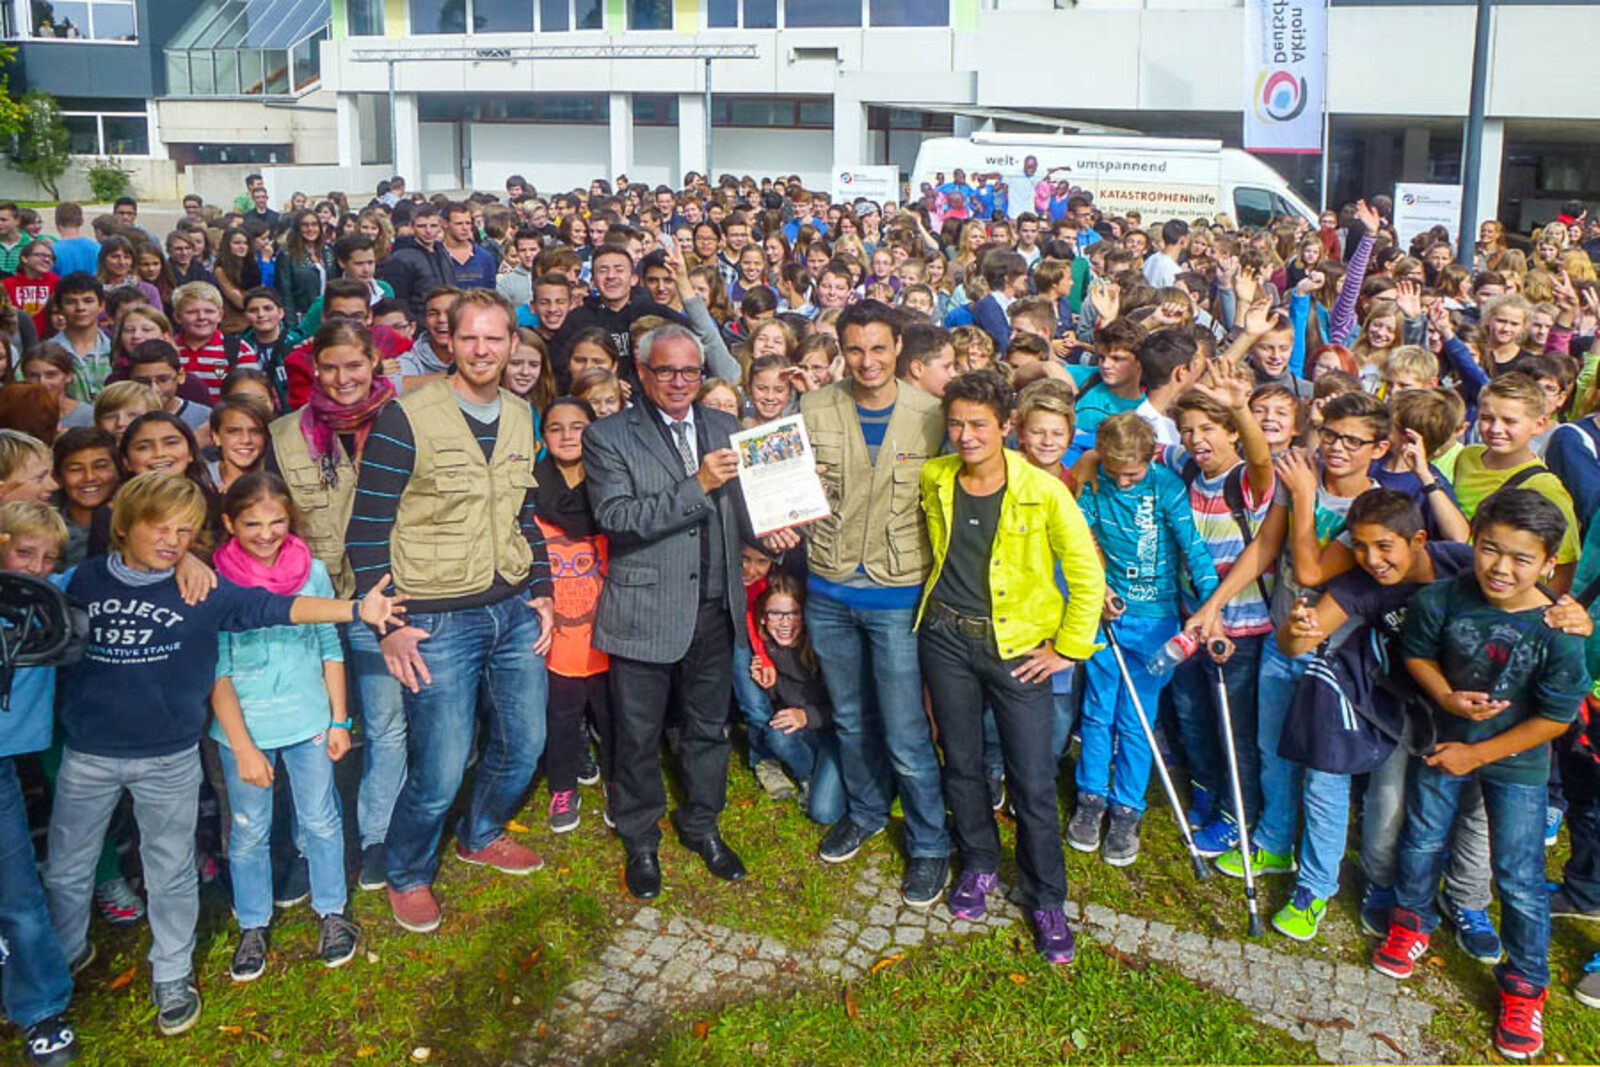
left=583, top=400, right=749, bottom=663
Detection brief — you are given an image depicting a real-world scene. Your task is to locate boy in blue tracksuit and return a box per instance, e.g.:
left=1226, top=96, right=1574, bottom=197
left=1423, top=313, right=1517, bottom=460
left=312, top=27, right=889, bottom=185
left=0, top=502, right=78, bottom=1066
left=1069, top=412, right=1219, bottom=867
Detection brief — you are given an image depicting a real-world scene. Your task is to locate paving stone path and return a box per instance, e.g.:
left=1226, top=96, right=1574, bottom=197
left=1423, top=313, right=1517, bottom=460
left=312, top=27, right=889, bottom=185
left=509, top=862, right=1442, bottom=1066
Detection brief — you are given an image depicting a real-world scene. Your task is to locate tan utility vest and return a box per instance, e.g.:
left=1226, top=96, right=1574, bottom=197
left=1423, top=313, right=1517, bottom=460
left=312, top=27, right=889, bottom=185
left=799, top=380, right=943, bottom=587
left=390, top=380, right=538, bottom=599
left=269, top=410, right=359, bottom=598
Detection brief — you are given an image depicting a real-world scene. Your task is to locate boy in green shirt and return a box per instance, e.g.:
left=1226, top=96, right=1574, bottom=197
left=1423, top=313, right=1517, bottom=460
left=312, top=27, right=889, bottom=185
left=1450, top=372, right=1581, bottom=591
left=1372, top=489, right=1592, bottom=1060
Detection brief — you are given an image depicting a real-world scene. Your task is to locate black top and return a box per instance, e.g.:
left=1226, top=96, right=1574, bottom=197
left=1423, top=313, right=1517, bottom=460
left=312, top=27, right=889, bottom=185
left=766, top=642, right=833, bottom=732
left=930, top=477, right=1003, bottom=617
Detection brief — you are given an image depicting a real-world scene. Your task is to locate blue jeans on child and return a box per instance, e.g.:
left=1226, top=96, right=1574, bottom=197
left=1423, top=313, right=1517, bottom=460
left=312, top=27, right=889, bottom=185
left=1253, top=639, right=1310, bottom=856
left=218, top=734, right=347, bottom=929
left=733, top=640, right=819, bottom=779
left=385, top=599, right=548, bottom=892
left=0, top=757, right=71, bottom=1029
left=1170, top=633, right=1264, bottom=825
left=1357, top=743, right=1492, bottom=907
left=1077, top=615, right=1181, bottom=812
left=1396, top=762, right=1550, bottom=989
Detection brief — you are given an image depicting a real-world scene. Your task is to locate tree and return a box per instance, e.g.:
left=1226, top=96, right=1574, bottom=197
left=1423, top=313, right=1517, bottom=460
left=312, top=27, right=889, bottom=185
left=0, top=45, right=27, bottom=140
left=7, top=89, right=71, bottom=199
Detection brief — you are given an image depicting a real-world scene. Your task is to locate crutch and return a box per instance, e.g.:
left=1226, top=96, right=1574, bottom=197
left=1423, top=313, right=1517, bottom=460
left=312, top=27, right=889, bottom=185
left=1211, top=643, right=1264, bottom=937
left=1103, top=625, right=1211, bottom=882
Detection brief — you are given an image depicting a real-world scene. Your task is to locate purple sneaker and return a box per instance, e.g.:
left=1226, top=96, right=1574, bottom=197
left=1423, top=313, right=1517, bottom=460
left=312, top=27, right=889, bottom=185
left=947, top=870, right=999, bottom=920
left=1031, top=908, right=1076, bottom=965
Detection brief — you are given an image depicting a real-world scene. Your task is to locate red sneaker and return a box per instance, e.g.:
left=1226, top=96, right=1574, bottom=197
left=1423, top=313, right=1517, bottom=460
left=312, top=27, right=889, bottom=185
left=455, top=834, right=545, bottom=876
left=1371, top=907, right=1430, bottom=979
left=1493, top=978, right=1547, bottom=1061
left=387, top=885, right=441, bottom=934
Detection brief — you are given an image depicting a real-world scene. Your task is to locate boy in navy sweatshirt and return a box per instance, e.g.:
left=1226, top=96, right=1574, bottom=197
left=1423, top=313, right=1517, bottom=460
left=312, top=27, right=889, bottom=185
left=41, top=473, right=402, bottom=1039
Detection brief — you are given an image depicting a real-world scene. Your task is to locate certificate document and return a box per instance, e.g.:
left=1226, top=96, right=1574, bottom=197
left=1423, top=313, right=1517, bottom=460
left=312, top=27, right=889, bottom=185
left=729, top=414, right=832, bottom=537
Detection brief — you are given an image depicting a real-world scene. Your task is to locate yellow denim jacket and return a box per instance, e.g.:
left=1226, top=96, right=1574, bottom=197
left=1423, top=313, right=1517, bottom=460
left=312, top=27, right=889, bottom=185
left=915, top=449, right=1106, bottom=661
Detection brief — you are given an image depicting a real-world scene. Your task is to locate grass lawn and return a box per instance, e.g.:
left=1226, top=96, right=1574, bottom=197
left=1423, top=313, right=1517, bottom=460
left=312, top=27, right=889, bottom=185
left=9, top=744, right=1600, bottom=1065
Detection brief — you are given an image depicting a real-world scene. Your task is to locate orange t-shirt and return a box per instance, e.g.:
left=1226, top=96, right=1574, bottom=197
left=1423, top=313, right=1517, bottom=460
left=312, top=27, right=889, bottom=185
left=536, top=517, right=609, bottom=678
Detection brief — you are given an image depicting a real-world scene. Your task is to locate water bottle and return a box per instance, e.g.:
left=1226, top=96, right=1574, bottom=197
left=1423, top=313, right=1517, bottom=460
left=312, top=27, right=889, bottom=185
left=1145, top=630, right=1200, bottom=676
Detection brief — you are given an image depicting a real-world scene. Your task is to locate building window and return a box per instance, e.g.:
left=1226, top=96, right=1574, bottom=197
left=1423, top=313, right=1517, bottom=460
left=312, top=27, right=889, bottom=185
left=409, top=0, right=603, bottom=33
left=56, top=98, right=149, bottom=155
left=347, top=0, right=385, bottom=35
left=629, top=0, right=671, bottom=29
left=169, top=143, right=294, bottom=166
left=633, top=94, right=679, bottom=125
left=708, top=0, right=776, bottom=28
left=784, top=0, right=859, bottom=27
left=28, top=0, right=136, bottom=40
left=410, top=0, right=465, bottom=33
left=417, top=93, right=610, bottom=124
left=869, top=0, right=946, bottom=26
left=471, top=0, right=534, bottom=32
left=712, top=96, right=832, bottom=128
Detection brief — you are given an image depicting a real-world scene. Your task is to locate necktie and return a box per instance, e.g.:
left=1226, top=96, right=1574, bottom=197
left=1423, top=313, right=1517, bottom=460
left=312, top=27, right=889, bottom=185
left=671, top=420, right=696, bottom=477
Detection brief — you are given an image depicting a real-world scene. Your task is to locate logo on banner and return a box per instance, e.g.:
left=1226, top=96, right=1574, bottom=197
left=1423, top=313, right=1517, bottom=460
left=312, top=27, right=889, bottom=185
left=840, top=172, right=854, bottom=184
left=1254, top=70, right=1308, bottom=124
left=1401, top=192, right=1418, bottom=206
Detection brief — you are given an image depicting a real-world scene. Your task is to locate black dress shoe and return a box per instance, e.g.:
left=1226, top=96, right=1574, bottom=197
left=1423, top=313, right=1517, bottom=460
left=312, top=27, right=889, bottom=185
left=683, top=832, right=747, bottom=882
left=624, top=850, right=661, bottom=900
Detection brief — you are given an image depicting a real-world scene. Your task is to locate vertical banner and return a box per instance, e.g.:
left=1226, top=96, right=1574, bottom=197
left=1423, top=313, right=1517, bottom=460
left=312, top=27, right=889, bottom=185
left=1243, top=0, right=1327, bottom=155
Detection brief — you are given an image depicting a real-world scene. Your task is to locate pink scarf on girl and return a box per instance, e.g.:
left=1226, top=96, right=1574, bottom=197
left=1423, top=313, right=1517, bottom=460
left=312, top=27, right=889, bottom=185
left=215, top=533, right=314, bottom=595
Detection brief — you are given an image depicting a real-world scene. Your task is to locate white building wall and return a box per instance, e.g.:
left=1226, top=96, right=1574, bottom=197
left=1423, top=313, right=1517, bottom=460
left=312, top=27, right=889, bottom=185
left=469, top=123, right=610, bottom=193
left=420, top=122, right=460, bottom=190
left=710, top=128, right=833, bottom=188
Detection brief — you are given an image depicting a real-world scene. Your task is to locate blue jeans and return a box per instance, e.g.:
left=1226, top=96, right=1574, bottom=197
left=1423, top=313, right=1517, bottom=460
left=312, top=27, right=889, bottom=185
left=385, top=598, right=547, bottom=891
left=345, top=622, right=408, bottom=850
left=1170, top=633, right=1263, bottom=825
left=806, top=593, right=948, bottom=858
left=1254, top=639, right=1309, bottom=856
left=733, top=641, right=818, bottom=779
left=218, top=735, right=347, bottom=929
left=1077, top=614, right=1181, bottom=813
left=0, top=757, right=71, bottom=1029
left=1358, top=743, right=1492, bottom=908
left=1396, top=762, right=1550, bottom=989
left=803, top=731, right=846, bottom=826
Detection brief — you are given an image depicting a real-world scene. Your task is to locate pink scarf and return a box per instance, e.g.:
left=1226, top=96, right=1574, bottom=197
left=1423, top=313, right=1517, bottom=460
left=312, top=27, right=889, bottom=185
left=215, top=533, right=314, bottom=595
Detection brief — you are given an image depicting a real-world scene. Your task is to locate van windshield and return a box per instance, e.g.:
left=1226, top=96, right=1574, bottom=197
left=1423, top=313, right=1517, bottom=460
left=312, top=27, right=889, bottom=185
left=1234, top=187, right=1274, bottom=228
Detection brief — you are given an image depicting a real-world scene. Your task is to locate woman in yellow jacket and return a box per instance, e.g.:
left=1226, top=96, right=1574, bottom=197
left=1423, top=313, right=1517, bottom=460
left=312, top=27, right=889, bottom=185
left=916, top=368, right=1105, bottom=966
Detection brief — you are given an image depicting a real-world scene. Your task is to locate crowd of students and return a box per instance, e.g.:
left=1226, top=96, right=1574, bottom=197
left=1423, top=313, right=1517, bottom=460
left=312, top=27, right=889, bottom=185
left=0, top=171, right=1597, bottom=1066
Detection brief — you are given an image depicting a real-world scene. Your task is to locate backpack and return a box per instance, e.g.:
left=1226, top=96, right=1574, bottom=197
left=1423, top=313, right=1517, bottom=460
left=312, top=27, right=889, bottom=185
left=1277, top=623, right=1426, bottom=775
left=1181, top=459, right=1272, bottom=605
left=1565, top=569, right=1600, bottom=768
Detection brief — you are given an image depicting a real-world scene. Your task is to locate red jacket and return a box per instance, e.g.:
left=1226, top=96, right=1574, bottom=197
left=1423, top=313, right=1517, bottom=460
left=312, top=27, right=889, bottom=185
left=285, top=324, right=413, bottom=408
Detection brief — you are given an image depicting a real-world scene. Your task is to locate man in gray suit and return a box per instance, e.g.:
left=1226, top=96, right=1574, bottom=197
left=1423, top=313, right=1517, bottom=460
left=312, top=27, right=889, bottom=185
left=583, top=324, right=750, bottom=900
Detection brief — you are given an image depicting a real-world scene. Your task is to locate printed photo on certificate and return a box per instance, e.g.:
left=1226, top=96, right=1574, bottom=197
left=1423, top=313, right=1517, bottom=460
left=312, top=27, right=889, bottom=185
left=728, top=414, right=832, bottom=537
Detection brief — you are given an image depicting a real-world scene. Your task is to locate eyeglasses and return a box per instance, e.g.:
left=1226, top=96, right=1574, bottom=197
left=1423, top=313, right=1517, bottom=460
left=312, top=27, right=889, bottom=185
left=1317, top=427, right=1378, bottom=451
left=764, top=609, right=802, bottom=619
left=643, top=364, right=703, bottom=383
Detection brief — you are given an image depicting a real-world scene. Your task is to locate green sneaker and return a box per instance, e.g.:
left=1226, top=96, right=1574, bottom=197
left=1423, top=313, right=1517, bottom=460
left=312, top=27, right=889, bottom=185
left=1271, top=886, right=1326, bottom=941
left=1215, top=845, right=1296, bottom=879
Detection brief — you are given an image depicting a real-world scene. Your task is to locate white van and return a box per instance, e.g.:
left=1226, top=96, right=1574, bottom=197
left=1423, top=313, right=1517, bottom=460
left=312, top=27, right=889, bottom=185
left=909, top=133, right=1317, bottom=228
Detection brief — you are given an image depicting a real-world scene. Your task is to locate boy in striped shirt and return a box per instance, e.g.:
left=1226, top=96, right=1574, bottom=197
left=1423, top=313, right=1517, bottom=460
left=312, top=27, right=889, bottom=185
left=172, top=282, right=256, bottom=403
left=1161, top=364, right=1276, bottom=856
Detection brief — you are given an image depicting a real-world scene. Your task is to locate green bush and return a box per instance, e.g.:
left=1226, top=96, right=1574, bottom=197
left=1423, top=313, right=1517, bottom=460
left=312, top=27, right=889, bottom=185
left=86, top=158, right=132, bottom=203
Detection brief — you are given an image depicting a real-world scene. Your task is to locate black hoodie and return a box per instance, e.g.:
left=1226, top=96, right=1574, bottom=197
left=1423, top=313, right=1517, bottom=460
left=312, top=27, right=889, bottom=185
left=376, top=235, right=456, bottom=323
